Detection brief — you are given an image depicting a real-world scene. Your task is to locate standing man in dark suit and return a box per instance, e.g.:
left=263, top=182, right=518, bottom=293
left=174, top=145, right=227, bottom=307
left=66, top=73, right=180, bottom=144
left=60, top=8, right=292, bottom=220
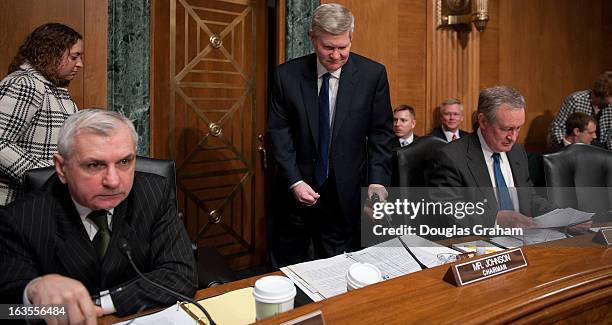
left=268, top=3, right=394, bottom=267
left=430, top=98, right=469, bottom=142
left=393, top=104, right=418, bottom=149
left=0, top=109, right=196, bottom=323
left=429, top=86, right=552, bottom=228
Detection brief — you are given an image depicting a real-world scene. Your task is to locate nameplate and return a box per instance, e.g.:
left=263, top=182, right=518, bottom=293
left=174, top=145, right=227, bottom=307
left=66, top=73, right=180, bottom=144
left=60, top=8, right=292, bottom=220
left=280, top=310, right=326, bottom=325
left=593, top=228, right=612, bottom=246
left=444, top=248, right=528, bottom=286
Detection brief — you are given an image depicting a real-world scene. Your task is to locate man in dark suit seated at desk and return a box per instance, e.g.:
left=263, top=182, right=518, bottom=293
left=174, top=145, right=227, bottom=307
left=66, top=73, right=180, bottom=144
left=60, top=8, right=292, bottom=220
left=0, top=109, right=196, bottom=323
left=429, top=86, right=553, bottom=228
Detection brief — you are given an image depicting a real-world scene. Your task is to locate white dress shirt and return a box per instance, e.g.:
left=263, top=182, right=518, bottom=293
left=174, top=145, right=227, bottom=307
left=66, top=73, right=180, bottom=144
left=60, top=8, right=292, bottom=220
left=399, top=134, right=415, bottom=147
left=443, top=128, right=460, bottom=142
left=477, top=129, right=520, bottom=212
left=316, top=61, right=341, bottom=128
left=291, top=62, right=342, bottom=189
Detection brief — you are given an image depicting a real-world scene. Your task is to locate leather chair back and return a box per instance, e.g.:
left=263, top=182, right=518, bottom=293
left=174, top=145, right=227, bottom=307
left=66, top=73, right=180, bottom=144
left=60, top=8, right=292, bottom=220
left=394, top=135, right=447, bottom=187
left=542, top=143, right=612, bottom=213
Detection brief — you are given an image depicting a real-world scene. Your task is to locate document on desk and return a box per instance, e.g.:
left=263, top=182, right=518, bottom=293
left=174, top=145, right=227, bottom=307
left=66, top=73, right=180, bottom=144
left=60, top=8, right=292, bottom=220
left=534, top=208, right=594, bottom=228
left=490, top=228, right=569, bottom=248
left=281, top=236, right=459, bottom=302
left=114, top=287, right=256, bottom=325
left=113, top=303, right=195, bottom=325
left=398, top=235, right=462, bottom=268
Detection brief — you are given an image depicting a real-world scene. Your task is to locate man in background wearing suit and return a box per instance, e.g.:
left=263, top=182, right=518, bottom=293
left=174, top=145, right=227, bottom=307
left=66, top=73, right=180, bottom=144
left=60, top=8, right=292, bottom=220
left=0, top=109, right=196, bottom=324
left=549, top=71, right=612, bottom=150
left=393, top=104, right=418, bottom=148
left=430, top=98, right=469, bottom=142
left=550, top=111, right=597, bottom=151
left=429, top=86, right=552, bottom=228
left=268, top=3, right=394, bottom=267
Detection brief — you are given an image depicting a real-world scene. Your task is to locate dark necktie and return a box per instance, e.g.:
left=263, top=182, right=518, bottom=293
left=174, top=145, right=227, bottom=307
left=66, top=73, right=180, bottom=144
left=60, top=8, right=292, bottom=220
left=88, top=210, right=110, bottom=260
left=315, top=72, right=331, bottom=187
left=492, top=153, right=513, bottom=210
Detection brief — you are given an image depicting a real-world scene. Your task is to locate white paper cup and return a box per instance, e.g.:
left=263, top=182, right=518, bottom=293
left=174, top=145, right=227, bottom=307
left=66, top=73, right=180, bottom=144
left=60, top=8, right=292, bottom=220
left=346, top=262, right=383, bottom=291
left=252, top=275, right=297, bottom=320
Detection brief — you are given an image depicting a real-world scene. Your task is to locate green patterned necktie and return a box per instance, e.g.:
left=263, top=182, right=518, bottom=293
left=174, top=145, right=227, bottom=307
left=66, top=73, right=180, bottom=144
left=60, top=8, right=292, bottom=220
left=87, top=210, right=110, bottom=260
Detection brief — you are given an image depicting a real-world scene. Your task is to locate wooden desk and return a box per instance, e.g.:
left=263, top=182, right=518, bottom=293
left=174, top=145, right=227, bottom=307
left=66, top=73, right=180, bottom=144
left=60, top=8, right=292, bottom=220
left=101, top=234, right=612, bottom=324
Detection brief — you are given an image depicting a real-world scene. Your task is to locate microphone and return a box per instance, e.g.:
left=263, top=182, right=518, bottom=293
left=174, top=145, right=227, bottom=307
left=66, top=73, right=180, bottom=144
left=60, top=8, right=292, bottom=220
left=118, top=238, right=216, bottom=325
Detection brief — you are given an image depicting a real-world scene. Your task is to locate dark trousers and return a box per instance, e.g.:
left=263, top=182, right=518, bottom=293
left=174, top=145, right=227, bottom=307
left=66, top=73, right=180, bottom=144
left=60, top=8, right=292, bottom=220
left=270, top=175, right=360, bottom=268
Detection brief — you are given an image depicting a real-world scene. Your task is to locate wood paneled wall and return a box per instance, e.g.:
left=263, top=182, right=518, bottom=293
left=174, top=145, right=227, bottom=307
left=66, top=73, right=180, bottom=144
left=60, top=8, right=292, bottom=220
left=323, top=0, right=612, bottom=149
left=0, top=0, right=107, bottom=108
left=324, top=0, right=430, bottom=135
left=481, top=0, right=612, bottom=150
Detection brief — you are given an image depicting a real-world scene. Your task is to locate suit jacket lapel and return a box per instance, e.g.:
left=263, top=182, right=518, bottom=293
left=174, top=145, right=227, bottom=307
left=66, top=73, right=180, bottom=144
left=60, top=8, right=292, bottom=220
left=300, top=55, right=320, bottom=152
left=53, top=187, right=100, bottom=291
left=507, top=145, right=531, bottom=214
left=100, top=199, right=136, bottom=288
left=331, top=55, right=357, bottom=144
left=465, top=134, right=498, bottom=207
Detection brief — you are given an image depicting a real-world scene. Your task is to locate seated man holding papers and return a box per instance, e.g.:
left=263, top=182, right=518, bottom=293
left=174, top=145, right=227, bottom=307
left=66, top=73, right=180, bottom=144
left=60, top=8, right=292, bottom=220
left=0, top=109, right=196, bottom=324
left=429, top=86, right=555, bottom=230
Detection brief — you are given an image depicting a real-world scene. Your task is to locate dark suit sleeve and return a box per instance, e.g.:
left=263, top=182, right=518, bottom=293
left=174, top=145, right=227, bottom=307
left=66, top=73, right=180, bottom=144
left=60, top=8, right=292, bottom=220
left=267, top=67, right=303, bottom=186
left=111, top=177, right=197, bottom=316
left=428, top=149, right=497, bottom=228
left=366, top=67, right=394, bottom=186
left=0, top=208, right=39, bottom=303
left=512, top=147, right=556, bottom=217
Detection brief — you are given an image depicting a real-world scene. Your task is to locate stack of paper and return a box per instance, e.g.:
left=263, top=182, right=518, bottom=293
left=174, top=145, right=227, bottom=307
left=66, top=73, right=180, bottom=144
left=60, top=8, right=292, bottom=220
left=281, top=235, right=461, bottom=302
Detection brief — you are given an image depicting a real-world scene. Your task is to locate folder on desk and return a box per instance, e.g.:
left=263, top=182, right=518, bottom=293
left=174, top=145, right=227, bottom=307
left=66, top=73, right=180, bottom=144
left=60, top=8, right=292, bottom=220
left=180, top=287, right=256, bottom=324
left=115, top=287, right=256, bottom=325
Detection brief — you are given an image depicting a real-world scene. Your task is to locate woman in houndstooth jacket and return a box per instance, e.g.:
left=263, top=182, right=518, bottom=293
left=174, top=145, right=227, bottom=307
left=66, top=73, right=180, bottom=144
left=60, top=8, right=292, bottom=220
left=0, top=23, right=83, bottom=205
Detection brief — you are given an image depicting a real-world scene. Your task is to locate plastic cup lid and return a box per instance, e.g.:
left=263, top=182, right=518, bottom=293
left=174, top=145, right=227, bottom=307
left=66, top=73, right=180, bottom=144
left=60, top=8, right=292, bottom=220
left=253, top=275, right=297, bottom=304
left=347, top=262, right=383, bottom=288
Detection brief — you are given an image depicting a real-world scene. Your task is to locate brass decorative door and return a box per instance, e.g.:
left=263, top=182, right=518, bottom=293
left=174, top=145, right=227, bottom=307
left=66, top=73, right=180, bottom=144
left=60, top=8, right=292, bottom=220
left=153, top=0, right=267, bottom=270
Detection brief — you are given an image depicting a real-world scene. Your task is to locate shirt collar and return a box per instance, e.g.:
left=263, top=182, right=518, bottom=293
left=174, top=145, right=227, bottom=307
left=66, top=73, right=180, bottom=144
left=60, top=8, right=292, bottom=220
left=316, top=60, right=341, bottom=79
left=477, top=128, right=497, bottom=159
left=401, top=133, right=414, bottom=143
left=72, top=198, right=114, bottom=223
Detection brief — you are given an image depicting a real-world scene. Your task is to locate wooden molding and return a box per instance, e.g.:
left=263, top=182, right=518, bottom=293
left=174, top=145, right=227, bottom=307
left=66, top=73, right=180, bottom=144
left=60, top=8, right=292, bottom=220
left=427, top=0, right=480, bottom=132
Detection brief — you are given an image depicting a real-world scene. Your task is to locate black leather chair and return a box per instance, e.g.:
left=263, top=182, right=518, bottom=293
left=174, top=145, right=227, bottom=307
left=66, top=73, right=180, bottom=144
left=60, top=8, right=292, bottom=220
left=542, top=143, right=612, bottom=215
left=23, top=156, right=235, bottom=288
left=394, top=135, right=447, bottom=187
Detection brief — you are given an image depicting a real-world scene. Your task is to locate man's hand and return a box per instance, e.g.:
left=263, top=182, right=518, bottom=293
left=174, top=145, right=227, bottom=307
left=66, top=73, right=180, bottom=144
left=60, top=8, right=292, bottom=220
left=27, top=274, right=103, bottom=325
left=496, top=210, right=535, bottom=228
left=291, top=182, right=320, bottom=206
left=368, top=184, right=388, bottom=202
left=364, top=184, right=388, bottom=221
left=567, top=220, right=593, bottom=235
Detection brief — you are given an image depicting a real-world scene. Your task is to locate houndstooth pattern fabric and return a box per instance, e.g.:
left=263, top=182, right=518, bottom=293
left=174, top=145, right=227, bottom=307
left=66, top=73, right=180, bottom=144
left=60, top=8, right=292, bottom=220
left=550, top=90, right=612, bottom=150
left=0, top=63, right=77, bottom=205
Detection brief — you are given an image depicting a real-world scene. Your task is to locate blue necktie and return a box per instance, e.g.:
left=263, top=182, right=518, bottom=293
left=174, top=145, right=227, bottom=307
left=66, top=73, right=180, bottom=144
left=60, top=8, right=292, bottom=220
left=315, top=73, right=331, bottom=187
left=492, top=153, right=513, bottom=210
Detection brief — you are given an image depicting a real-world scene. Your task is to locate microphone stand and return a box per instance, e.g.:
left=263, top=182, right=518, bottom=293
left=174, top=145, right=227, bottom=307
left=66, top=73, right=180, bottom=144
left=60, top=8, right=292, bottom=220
left=119, top=239, right=216, bottom=325
left=371, top=193, right=428, bottom=270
